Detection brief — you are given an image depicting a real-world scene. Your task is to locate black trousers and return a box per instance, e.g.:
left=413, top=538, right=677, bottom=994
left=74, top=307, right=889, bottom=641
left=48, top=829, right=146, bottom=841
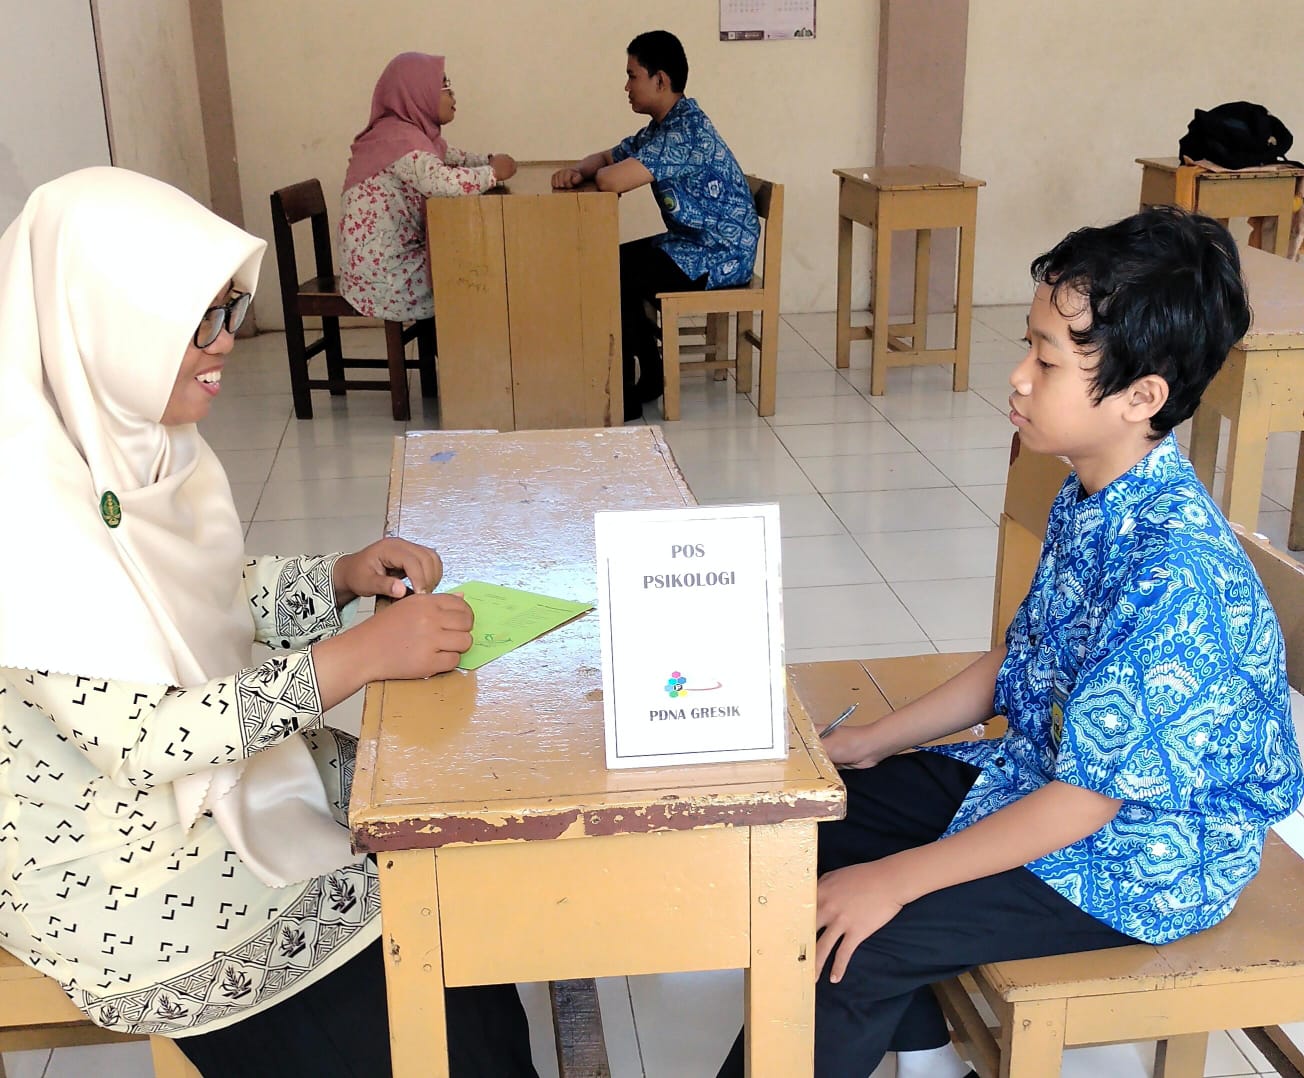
left=718, top=752, right=1135, bottom=1078
left=619, top=236, right=707, bottom=420
left=176, top=938, right=538, bottom=1078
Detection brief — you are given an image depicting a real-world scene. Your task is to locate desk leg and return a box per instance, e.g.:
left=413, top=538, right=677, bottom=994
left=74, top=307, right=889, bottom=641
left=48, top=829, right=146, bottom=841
left=1222, top=377, right=1270, bottom=531
left=835, top=213, right=853, bottom=370
left=1000, top=998, right=1067, bottom=1078
left=1188, top=405, right=1220, bottom=493
left=378, top=850, right=449, bottom=1078
left=912, top=228, right=932, bottom=349
left=1291, top=435, right=1304, bottom=551
left=954, top=211, right=977, bottom=393
left=870, top=223, right=893, bottom=396
left=745, top=822, right=817, bottom=1077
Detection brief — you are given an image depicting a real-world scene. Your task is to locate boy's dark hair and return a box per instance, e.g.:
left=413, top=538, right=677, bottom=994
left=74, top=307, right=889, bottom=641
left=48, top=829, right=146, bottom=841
left=628, top=31, right=688, bottom=94
left=1030, top=206, right=1250, bottom=438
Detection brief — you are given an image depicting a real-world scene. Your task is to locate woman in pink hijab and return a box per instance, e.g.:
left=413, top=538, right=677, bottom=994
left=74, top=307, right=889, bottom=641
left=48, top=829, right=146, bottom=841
left=339, top=52, right=517, bottom=321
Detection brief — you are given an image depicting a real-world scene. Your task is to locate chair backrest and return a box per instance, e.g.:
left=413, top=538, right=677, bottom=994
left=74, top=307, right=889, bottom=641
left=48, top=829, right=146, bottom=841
left=268, top=178, right=335, bottom=314
left=1235, top=525, right=1304, bottom=692
left=746, top=175, right=783, bottom=297
left=989, top=435, right=1070, bottom=647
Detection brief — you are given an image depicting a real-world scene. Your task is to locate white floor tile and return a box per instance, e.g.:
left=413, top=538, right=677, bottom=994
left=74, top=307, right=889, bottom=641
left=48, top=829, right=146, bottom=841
left=923, top=446, right=1013, bottom=487
left=0, top=1050, right=49, bottom=1078
left=796, top=452, right=951, bottom=494
left=43, top=1041, right=153, bottom=1078
left=627, top=969, right=742, bottom=1077
left=683, top=455, right=817, bottom=502
left=661, top=423, right=790, bottom=462
left=254, top=476, right=390, bottom=521
left=782, top=534, right=884, bottom=587
left=267, top=440, right=398, bottom=482
left=718, top=493, right=844, bottom=537
left=960, top=484, right=1008, bottom=523
left=229, top=480, right=263, bottom=522
left=244, top=514, right=385, bottom=556
left=891, top=414, right=1017, bottom=453
left=864, top=389, right=1002, bottom=422
left=855, top=526, right=999, bottom=583
left=765, top=394, right=887, bottom=427
left=784, top=583, right=927, bottom=649
left=775, top=422, right=915, bottom=458
left=214, top=446, right=277, bottom=485
left=826, top=487, right=992, bottom=534
left=892, top=577, right=996, bottom=640
left=764, top=369, right=864, bottom=400
left=787, top=641, right=937, bottom=664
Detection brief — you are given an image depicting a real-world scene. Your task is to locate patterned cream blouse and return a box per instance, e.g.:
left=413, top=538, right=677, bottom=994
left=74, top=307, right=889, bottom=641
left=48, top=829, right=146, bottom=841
left=0, top=554, right=380, bottom=1037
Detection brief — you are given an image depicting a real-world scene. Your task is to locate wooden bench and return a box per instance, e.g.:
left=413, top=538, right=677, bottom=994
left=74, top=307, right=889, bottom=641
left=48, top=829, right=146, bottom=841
left=790, top=434, right=1304, bottom=1078
left=0, top=946, right=199, bottom=1077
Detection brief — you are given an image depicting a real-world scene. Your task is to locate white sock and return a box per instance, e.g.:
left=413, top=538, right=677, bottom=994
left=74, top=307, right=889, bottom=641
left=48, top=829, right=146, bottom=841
left=895, top=1043, right=970, bottom=1078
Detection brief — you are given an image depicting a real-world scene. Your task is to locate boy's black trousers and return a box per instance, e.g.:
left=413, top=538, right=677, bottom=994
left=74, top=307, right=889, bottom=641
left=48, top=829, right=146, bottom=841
left=717, top=751, right=1136, bottom=1078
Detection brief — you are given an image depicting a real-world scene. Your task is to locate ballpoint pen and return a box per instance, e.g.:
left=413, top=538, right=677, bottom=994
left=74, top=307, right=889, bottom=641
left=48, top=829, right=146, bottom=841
left=819, top=702, right=859, bottom=738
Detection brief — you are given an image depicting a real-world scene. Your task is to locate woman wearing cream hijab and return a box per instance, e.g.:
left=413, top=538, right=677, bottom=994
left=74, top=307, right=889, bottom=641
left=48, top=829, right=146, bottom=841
left=0, top=168, right=537, bottom=1076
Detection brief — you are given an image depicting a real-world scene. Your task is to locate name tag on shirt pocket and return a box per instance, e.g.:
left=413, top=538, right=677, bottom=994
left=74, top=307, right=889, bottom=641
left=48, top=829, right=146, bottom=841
left=1050, top=677, right=1070, bottom=754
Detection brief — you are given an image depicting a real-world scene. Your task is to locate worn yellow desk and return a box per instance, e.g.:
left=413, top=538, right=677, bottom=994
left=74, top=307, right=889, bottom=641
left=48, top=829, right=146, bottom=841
left=426, top=162, right=622, bottom=430
left=833, top=165, right=984, bottom=395
left=350, top=426, right=846, bottom=1077
left=1188, top=244, right=1304, bottom=548
left=1137, top=156, right=1304, bottom=257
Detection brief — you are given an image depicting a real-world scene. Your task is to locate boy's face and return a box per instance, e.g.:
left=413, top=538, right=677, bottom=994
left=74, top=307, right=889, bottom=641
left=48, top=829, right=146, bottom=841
left=1008, top=284, right=1132, bottom=463
left=624, top=56, right=663, bottom=115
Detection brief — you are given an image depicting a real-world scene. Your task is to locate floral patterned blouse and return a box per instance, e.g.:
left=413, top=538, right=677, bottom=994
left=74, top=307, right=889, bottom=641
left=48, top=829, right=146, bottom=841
left=0, top=554, right=379, bottom=1037
left=338, top=148, right=498, bottom=321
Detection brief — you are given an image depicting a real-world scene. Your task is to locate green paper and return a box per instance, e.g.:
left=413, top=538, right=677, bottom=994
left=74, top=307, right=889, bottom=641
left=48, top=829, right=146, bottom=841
left=445, top=581, right=593, bottom=670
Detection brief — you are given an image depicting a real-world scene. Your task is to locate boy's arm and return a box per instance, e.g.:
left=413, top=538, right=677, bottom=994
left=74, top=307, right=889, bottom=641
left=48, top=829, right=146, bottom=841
left=816, top=779, right=1121, bottom=981
left=824, top=646, right=1007, bottom=767
left=594, top=157, right=655, bottom=193
left=552, top=150, right=615, bottom=188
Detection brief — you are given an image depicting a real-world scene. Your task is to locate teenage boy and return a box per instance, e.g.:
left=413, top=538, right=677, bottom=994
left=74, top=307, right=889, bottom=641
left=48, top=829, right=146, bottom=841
left=718, top=207, right=1304, bottom=1078
left=553, top=30, right=759, bottom=421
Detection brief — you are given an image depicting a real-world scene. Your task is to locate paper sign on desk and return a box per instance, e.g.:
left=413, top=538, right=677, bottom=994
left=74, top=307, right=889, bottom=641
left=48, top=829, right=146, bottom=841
left=595, top=504, right=786, bottom=769
left=445, top=581, right=592, bottom=670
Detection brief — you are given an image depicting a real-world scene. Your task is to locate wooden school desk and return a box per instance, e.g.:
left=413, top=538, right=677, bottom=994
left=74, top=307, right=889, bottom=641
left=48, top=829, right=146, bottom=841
left=832, top=165, right=984, bottom=395
left=349, top=427, right=846, bottom=1077
left=1137, top=157, right=1304, bottom=257
left=426, top=163, right=622, bottom=431
left=1187, top=244, right=1304, bottom=547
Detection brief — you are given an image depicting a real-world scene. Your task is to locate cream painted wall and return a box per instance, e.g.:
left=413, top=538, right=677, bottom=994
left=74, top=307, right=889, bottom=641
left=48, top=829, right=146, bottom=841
left=95, top=0, right=211, bottom=204
left=223, top=0, right=877, bottom=326
left=962, top=0, right=1304, bottom=306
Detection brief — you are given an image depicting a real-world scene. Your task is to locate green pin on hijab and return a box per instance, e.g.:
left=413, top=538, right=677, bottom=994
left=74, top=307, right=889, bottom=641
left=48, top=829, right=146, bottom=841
left=99, top=490, right=122, bottom=528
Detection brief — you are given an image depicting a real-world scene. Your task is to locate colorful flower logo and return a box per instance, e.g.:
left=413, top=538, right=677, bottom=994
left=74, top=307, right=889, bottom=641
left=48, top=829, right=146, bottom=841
left=665, top=671, right=688, bottom=698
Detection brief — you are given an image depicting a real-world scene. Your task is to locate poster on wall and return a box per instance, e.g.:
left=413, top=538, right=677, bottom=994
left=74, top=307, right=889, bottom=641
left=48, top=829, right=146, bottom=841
left=720, top=0, right=816, bottom=40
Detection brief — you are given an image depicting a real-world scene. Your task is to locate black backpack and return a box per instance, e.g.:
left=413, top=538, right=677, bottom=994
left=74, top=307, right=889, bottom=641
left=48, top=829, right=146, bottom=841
left=1178, top=101, right=1296, bottom=169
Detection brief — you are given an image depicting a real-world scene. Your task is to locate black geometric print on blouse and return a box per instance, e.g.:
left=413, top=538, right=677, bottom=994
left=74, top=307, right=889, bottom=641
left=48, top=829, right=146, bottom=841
left=70, top=861, right=379, bottom=1035
left=231, top=652, right=322, bottom=754
left=273, top=555, right=344, bottom=646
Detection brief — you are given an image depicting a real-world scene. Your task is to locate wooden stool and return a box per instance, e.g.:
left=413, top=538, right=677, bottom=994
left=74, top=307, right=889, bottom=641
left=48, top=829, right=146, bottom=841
left=1137, top=156, right=1304, bottom=257
left=833, top=165, right=985, bottom=395
left=1186, top=244, right=1304, bottom=549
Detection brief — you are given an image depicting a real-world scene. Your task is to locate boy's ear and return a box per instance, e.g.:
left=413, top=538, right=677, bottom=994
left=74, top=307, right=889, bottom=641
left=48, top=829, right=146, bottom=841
left=1123, top=373, right=1169, bottom=423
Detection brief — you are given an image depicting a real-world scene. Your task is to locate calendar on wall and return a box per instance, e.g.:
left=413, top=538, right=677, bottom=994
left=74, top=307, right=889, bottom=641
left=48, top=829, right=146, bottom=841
left=720, top=0, right=816, bottom=40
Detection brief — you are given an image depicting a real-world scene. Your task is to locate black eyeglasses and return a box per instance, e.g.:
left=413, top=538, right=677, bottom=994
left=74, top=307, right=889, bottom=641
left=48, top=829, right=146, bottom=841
left=194, top=291, right=252, bottom=348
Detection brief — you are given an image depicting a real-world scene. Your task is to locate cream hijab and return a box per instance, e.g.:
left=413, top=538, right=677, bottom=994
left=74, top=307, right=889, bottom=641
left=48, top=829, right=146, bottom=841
left=0, top=167, right=349, bottom=886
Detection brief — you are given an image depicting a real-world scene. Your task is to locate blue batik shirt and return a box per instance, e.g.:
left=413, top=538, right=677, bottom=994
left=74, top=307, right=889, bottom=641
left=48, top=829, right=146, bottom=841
left=928, top=435, right=1304, bottom=944
left=611, top=97, right=760, bottom=288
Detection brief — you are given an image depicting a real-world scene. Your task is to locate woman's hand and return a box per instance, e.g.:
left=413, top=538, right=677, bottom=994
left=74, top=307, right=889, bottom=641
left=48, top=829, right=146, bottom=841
left=490, top=153, right=518, bottom=181
left=332, top=538, right=443, bottom=605
left=815, top=859, right=911, bottom=984
left=551, top=167, right=583, bottom=189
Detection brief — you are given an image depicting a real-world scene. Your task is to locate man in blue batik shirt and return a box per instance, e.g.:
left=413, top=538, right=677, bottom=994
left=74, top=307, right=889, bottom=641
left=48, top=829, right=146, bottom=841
left=715, top=208, right=1304, bottom=1078
left=553, top=30, right=760, bottom=421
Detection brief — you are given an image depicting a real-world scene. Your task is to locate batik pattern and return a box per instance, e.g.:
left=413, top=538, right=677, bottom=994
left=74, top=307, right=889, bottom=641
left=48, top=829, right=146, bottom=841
left=929, top=435, right=1304, bottom=943
left=613, top=97, right=760, bottom=287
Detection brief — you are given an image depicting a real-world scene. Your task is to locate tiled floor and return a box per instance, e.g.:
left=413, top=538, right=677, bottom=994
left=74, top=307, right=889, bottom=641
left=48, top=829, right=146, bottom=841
left=9, top=308, right=1303, bottom=1077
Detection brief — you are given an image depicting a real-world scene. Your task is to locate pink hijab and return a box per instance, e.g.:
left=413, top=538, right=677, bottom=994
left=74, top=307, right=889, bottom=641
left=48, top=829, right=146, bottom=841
left=343, top=52, right=448, bottom=191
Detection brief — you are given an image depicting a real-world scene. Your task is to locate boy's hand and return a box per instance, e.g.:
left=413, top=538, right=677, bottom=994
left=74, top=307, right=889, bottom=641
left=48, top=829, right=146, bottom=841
left=347, top=593, right=474, bottom=681
left=821, top=725, right=881, bottom=769
left=333, top=539, right=443, bottom=604
left=551, top=167, right=583, bottom=189
left=490, top=154, right=518, bottom=181
left=815, top=859, right=911, bottom=984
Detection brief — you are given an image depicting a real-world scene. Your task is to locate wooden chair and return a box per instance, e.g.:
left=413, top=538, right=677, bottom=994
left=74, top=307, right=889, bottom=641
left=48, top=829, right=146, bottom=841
left=0, top=947, right=199, bottom=1077
left=655, top=176, right=783, bottom=421
left=792, top=434, right=1304, bottom=1078
left=269, top=179, right=436, bottom=421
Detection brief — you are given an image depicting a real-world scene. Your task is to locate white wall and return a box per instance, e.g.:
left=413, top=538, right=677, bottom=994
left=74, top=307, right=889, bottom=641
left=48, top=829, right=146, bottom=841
left=223, top=0, right=878, bottom=325
left=0, top=0, right=110, bottom=231
left=962, top=0, right=1304, bottom=306
left=95, top=0, right=211, bottom=204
